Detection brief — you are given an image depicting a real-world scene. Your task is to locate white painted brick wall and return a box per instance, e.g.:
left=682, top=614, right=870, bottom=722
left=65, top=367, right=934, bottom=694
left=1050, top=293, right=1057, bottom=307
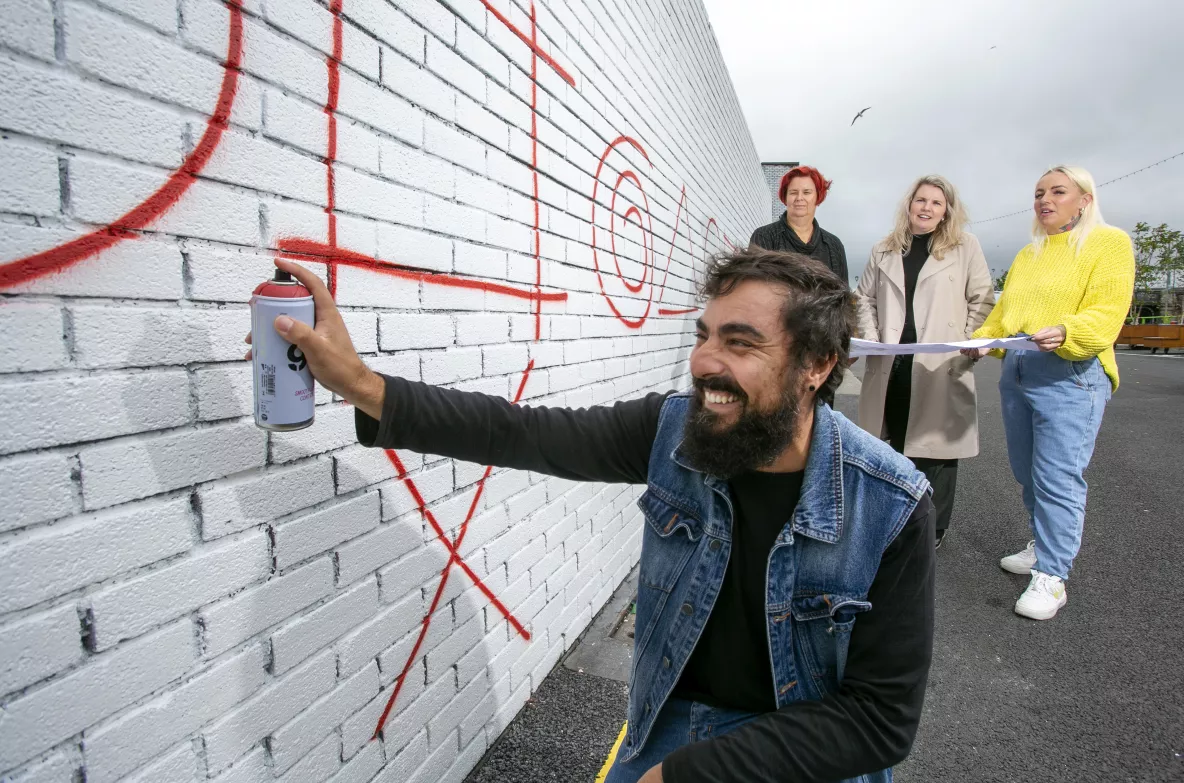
left=0, top=605, right=85, bottom=697
left=0, top=619, right=196, bottom=771
left=0, top=370, right=192, bottom=454
left=118, top=741, right=200, bottom=783
left=201, top=649, right=337, bottom=774
left=0, top=0, right=765, bottom=779
left=0, top=302, right=68, bottom=373
left=88, top=529, right=271, bottom=650
left=273, top=492, right=381, bottom=571
left=269, top=662, right=380, bottom=773
left=270, top=578, right=380, bottom=675
left=0, top=496, right=193, bottom=613
left=199, top=558, right=335, bottom=659
left=84, top=645, right=269, bottom=783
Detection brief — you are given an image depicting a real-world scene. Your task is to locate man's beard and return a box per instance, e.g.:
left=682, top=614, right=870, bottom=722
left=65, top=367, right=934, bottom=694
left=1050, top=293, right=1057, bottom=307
left=680, top=373, right=803, bottom=479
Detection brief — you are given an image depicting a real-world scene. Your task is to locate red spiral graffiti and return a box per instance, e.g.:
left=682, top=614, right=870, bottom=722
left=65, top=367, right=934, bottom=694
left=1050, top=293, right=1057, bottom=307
left=608, top=171, right=653, bottom=294
left=591, top=136, right=658, bottom=328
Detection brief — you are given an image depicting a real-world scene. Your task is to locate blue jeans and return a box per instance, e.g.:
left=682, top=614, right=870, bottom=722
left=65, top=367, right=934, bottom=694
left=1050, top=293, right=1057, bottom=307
left=999, top=349, right=1111, bottom=580
left=602, top=699, right=758, bottom=783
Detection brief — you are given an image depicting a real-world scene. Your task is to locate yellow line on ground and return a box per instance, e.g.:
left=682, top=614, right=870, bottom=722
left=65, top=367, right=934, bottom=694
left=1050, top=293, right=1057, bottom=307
left=594, top=722, right=628, bottom=782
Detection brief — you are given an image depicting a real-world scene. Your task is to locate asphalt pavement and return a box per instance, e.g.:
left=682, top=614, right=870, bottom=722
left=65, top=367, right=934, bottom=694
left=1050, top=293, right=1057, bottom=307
left=468, top=349, right=1184, bottom=783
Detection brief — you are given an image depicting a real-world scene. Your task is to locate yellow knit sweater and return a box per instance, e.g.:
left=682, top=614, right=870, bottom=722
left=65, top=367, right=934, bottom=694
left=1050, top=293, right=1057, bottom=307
left=974, top=225, right=1135, bottom=390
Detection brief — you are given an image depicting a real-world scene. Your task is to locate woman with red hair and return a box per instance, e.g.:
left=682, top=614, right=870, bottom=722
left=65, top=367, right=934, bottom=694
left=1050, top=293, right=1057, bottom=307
left=749, top=165, right=849, bottom=284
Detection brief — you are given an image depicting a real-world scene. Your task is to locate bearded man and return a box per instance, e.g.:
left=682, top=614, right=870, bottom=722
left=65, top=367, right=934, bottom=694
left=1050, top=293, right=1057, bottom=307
left=254, top=249, right=935, bottom=783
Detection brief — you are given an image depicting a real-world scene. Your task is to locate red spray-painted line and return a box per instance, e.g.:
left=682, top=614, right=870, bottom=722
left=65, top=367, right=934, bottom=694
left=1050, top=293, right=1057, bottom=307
left=372, top=362, right=535, bottom=739
left=530, top=0, right=542, bottom=340
left=0, top=0, right=245, bottom=289
left=655, top=210, right=735, bottom=317
left=654, top=187, right=694, bottom=315
left=479, top=0, right=576, bottom=87
left=480, top=0, right=577, bottom=340
left=276, top=239, right=567, bottom=303
left=703, top=217, right=735, bottom=256
left=324, top=0, right=343, bottom=295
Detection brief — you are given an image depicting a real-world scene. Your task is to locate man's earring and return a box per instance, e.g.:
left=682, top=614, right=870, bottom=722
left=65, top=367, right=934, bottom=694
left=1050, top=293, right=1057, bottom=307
left=808, top=384, right=816, bottom=391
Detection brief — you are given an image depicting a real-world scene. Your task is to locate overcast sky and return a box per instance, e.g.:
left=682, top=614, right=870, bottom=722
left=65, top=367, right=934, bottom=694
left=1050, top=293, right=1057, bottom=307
left=701, top=0, right=1184, bottom=282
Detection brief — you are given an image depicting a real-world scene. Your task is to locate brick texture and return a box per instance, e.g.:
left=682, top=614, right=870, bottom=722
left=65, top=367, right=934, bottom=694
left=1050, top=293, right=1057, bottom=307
left=0, top=0, right=765, bottom=779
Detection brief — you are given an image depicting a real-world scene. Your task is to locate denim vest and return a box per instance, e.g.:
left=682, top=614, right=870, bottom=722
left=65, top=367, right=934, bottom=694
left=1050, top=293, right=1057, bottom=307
left=620, top=393, right=929, bottom=783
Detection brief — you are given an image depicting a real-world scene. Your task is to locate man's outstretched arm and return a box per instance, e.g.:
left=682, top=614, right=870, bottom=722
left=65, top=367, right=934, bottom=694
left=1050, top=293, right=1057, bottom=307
left=252, top=260, right=666, bottom=485
left=356, top=375, right=665, bottom=484
left=661, top=496, right=937, bottom=782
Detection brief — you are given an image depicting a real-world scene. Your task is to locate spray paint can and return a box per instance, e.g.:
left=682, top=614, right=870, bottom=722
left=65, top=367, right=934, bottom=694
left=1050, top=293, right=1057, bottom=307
left=251, top=268, right=315, bottom=431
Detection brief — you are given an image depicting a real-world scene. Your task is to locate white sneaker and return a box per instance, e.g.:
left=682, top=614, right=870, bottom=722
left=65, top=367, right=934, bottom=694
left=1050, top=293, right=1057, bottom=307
left=1014, top=571, right=1067, bottom=620
left=1000, top=540, right=1037, bottom=575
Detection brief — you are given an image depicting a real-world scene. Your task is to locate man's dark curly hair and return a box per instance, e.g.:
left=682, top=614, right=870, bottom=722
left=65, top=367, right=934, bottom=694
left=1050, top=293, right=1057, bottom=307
left=698, top=248, right=856, bottom=401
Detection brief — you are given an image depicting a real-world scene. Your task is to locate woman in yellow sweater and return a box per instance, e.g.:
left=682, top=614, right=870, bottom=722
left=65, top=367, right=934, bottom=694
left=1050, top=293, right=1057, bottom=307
left=963, top=165, right=1134, bottom=620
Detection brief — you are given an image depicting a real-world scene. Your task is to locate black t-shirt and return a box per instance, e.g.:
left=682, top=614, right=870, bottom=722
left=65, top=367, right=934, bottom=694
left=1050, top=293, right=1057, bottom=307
left=357, top=376, right=935, bottom=783
left=674, top=470, right=805, bottom=712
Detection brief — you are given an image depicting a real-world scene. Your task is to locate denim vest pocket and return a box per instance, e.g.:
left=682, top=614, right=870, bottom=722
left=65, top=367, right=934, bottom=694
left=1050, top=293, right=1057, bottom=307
left=633, top=490, right=703, bottom=668
left=791, top=593, right=873, bottom=687
left=637, top=489, right=705, bottom=589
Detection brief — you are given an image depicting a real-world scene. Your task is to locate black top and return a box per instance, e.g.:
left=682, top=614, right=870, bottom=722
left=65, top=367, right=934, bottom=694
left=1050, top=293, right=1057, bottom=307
left=673, top=470, right=804, bottom=712
left=356, top=376, right=935, bottom=783
left=749, top=214, right=850, bottom=286
left=900, top=234, right=932, bottom=345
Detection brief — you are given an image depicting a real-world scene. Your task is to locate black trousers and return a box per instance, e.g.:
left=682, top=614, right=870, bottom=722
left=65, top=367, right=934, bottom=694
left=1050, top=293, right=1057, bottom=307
left=884, top=355, right=959, bottom=532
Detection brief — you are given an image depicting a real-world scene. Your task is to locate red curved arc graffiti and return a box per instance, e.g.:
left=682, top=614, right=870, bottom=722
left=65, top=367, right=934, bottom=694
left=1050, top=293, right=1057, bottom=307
left=0, top=0, right=245, bottom=289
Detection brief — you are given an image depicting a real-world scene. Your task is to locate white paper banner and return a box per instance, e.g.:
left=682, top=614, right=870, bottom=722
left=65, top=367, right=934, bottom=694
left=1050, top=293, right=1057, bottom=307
left=850, top=336, right=1040, bottom=358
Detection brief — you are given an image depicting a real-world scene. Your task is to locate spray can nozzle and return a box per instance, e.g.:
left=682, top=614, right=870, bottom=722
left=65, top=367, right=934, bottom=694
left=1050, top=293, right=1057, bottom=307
left=274, top=268, right=294, bottom=283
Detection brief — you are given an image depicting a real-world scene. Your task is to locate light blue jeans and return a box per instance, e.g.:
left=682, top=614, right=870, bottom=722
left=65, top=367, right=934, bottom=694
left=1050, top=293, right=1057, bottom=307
left=602, top=698, right=758, bottom=783
left=999, top=348, right=1111, bottom=580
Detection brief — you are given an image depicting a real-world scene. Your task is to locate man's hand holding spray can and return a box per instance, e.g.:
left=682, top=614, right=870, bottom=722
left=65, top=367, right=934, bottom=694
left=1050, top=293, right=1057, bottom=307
left=246, top=260, right=387, bottom=427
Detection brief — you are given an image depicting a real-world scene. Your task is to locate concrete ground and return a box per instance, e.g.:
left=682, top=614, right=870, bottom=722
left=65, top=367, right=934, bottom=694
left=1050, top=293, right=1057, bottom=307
left=468, top=349, right=1184, bottom=782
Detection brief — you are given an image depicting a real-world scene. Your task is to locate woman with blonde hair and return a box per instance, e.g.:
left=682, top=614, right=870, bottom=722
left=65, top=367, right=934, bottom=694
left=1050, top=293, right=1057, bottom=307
left=856, top=175, right=995, bottom=548
left=964, top=165, right=1134, bottom=620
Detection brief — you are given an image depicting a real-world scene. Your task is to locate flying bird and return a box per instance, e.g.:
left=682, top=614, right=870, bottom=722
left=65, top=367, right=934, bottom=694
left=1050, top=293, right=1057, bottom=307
left=989, top=45, right=997, bottom=50
left=850, top=106, right=872, bottom=126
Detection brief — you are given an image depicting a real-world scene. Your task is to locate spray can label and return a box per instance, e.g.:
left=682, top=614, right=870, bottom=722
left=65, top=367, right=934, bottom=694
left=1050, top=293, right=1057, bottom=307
left=251, top=279, right=315, bottom=431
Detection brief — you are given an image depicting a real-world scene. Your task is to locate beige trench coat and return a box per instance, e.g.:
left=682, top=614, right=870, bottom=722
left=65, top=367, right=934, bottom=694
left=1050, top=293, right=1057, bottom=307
left=854, top=233, right=996, bottom=459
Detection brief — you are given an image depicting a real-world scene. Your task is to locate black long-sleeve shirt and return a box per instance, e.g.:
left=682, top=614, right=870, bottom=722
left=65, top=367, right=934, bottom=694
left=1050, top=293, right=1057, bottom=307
left=356, top=375, right=935, bottom=782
